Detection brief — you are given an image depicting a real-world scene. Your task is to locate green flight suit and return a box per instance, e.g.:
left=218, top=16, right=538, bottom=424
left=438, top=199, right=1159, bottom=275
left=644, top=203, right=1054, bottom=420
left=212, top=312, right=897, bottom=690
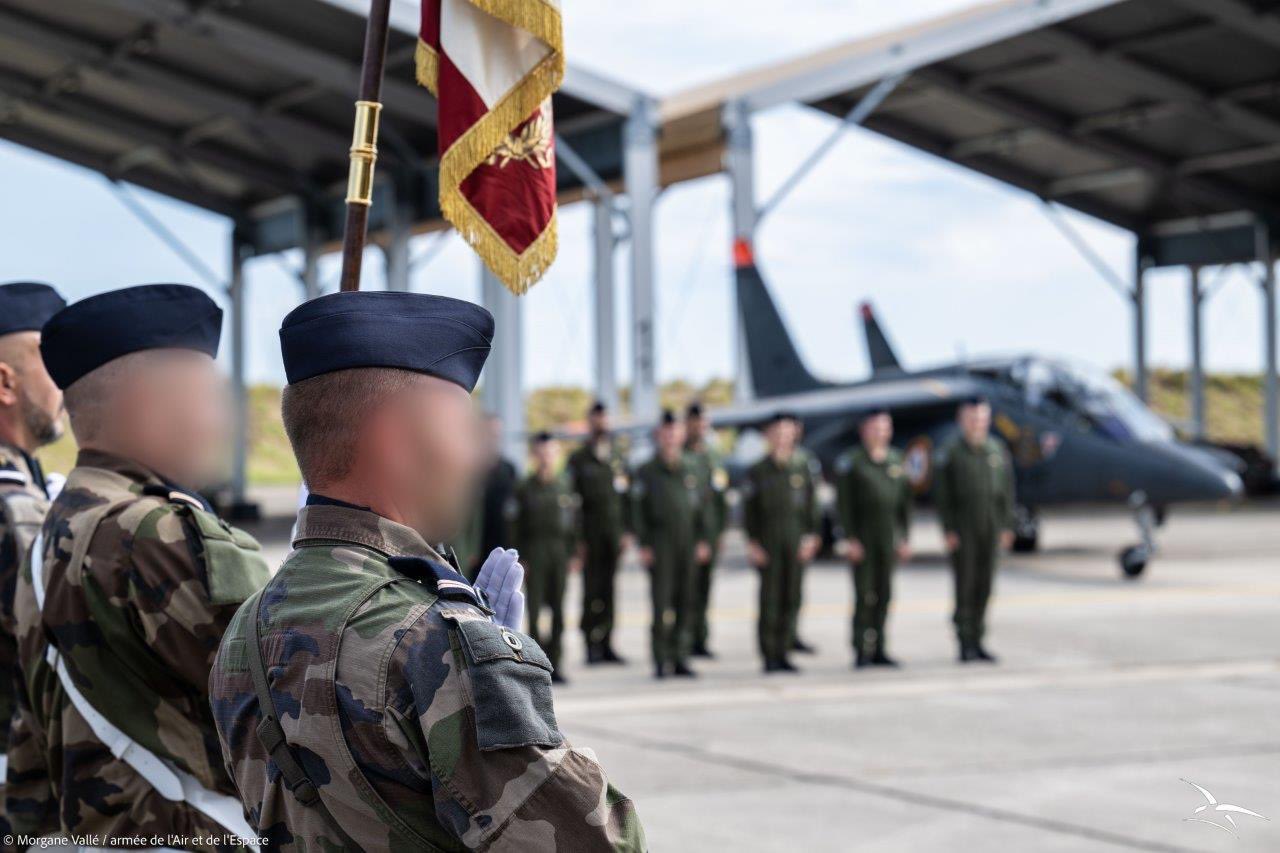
left=566, top=438, right=628, bottom=654
left=684, top=438, right=728, bottom=651
left=934, top=436, right=1015, bottom=648
left=513, top=472, right=578, bottom=670
left=743, top=453, right=821, bottom=665
left=835, top=446, right=912, bottom=658
left=631, top=453, right=711, bottom=668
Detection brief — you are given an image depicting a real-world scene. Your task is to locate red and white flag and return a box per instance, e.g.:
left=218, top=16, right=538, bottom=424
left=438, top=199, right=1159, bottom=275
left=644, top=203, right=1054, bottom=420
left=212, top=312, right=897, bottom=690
left=417, top=0, right=563, bottom=294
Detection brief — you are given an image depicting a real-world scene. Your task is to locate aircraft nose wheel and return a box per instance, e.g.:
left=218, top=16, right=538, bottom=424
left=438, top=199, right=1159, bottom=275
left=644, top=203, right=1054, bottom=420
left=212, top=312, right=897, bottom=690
left=1119, top=545, right=1149, bottom=579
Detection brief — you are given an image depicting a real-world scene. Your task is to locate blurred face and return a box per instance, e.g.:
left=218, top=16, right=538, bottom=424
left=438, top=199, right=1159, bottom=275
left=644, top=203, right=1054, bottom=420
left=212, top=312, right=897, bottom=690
left=532, top=438, right=559, bottom=472
left=860, top=413, right=892, bottom=451
left=656, top=421, right=685, bottom=459
left=380, top=376, right=483, bottom=541
left=765, top=419, right=797, bottom=455
left=0, top=331, right=64, bottom=449
left=686, top=413, right=709, bottom=444
left=107, top=350, right=230, bottom=488
left=484, top=415, right=503, bottom=458
left=958, top=402, right=992, bottom=445
left=588, top=409, right=610, bottom=436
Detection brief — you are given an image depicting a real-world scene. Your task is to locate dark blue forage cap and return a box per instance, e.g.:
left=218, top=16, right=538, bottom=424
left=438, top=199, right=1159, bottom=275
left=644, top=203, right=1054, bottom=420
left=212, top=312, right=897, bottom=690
left=0, top=282, right=66, bottom=337
left=279, top=291, right=494, bottom=391
left=40, top=284, right=222, bottom=389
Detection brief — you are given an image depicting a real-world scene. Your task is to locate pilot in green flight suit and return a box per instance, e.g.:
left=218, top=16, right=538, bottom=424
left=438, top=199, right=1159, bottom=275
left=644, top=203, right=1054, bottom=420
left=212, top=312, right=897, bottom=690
left=683, top=402, right=727, bottom=657
left=743, top=412, right=821, bottom=673
left=934, top=396, right=1015, bottom=663
left=512, top=432, right=578, bottom=683
left=835, top=409, right=913, bottom=668
left=631, top=411, right=712, bottom=679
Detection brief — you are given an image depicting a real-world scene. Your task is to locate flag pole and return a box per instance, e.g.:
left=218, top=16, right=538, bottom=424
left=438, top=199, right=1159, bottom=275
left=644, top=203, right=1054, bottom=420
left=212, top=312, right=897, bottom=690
left=339, top=0, right=394, bottom=292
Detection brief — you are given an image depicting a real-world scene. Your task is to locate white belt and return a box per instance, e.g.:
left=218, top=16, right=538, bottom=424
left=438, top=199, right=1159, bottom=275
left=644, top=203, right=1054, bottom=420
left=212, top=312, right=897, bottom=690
left=31, top=533, right=258, bottom=850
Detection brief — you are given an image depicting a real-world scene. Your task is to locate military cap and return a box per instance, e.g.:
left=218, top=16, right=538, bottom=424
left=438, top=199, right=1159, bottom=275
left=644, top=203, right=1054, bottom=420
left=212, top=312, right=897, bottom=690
left=589, top=400, right=607, bottom=415
left=531, top=430, right=554, bottom=445
left=862, top=406, right=891, bottom=419
left=0, top=282, right=66, bottom=338
left=659, top=409, right=678, bottom=426
left=764, top=410, right=799, bottom=427
left=959, top=395, right=990, bottom=407
left=280, top=291, right=494, bottom=391
left=686, top=402, right=705, bottom=419
left=41, top=284, right=222, bottom=390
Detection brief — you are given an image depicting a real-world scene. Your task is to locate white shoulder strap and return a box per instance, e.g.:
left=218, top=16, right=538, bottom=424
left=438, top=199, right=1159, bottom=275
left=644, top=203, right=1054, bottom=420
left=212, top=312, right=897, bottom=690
left=30, top=531, right=259, bottom=849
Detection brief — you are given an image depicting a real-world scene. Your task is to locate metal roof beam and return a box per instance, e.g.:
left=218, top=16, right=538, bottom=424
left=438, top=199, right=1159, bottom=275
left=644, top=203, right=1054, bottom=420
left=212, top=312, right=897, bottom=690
left=0, top=7, right=349, bottom=163
left=918, top=66, right=1279, bottom=217
left=1167, top=0, right=1280, bottom=52
left=1047, top=142, right=1280, bottom=198
left=1034, top=26, right=1280, bottom=144
left=949, top=101, right=1183, bottom=159
left=96, top=0, right=438, bottom=123
left=0, top=123, right=241, bottom=216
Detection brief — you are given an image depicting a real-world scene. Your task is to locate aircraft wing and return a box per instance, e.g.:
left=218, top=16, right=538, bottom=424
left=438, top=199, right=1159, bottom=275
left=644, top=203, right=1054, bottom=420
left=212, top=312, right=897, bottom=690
left=704, top=374, right=984, bottom=429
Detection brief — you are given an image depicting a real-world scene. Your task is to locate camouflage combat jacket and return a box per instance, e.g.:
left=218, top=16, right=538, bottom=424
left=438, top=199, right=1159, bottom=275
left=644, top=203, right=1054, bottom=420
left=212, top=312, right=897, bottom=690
left=6, top=449, right=271, bottom=845
left=211, top=503, right=646, bottom=852
left=0, top=444, right=49, bottom=757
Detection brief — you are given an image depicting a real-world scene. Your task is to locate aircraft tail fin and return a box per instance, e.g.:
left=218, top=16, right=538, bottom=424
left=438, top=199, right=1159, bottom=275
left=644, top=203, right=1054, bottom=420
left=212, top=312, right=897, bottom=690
left=734, top=240, right=824, bottom=398
left=860, top=302, right=903, bottom=373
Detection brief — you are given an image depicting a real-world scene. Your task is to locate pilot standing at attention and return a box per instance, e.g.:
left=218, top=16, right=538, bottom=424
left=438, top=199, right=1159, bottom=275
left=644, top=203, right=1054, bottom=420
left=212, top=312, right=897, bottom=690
left=683, top=402, right=727, bottom=658
left=834, top=409, right=912, bottom=668
left=743, top=412, right=821, bottom=674
left=210, top=291, right=644, bottom=851
left=934, top=396, right=1015, bottom=663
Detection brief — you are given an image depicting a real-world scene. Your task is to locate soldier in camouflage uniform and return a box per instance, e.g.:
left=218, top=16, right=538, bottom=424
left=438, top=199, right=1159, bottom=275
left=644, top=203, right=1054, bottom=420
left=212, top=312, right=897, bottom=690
left=834, top=410, right=912, bottom=668
left=566, top=402, right=629, bottom=665
left=743, top=413, right=821, bottom=673
left=631, top=412, right=712, bottom=679
left=211, top=292, right=644, bottom=852
left=0, top=282, right=66, bottom=819
left=683, top=403, right=726, bottom=658
left=512, top=432, right=578, bottom=683
left=934, top=397, right=1015, bottom=663
left=7, top=284, right=270, bottom=847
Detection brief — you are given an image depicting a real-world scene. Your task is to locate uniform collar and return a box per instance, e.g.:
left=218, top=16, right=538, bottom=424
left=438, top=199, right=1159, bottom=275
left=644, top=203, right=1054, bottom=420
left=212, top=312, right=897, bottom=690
left=73, top=448, right=211, bottom=511
left=292, top=502, right=444, bottom=561
left=0, top=441, right=43, bottom=495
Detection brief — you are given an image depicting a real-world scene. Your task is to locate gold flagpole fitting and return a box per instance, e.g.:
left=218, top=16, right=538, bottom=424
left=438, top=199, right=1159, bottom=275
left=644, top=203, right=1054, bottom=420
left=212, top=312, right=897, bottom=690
left=345, top=100, right=383, bottom=206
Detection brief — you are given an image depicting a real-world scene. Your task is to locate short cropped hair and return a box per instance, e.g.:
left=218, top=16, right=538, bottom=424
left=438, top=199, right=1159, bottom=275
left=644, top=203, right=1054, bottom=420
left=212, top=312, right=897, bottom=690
left=282, top=367, right=418, bottom=487
left=63, top=351, right=142, bottom=445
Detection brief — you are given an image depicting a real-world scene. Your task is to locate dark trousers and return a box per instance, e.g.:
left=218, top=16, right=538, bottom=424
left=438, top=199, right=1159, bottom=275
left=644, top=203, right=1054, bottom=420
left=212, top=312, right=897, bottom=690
left=524, top=552, right=566, bottom=670
left=581, top=535, right=619, bottom=651
left=852, top=543, right=894, bottom=657
left=949, top=529, right=997, bottom=647
left=758, top=542, right=801, bottom=663
left=690, top=546, right=718, bottom=649
left=649, top=543, right=698, bottom=666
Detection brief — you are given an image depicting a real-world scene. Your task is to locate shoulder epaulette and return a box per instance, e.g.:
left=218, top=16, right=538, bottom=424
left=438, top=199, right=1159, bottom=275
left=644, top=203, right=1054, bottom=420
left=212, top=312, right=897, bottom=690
left=140, top=483, right=208, bottom=512
left=388, top=555, right=490, bottom=609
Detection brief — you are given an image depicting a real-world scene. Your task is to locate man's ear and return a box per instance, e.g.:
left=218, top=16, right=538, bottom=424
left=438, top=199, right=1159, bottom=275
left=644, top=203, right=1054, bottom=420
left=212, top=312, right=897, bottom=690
left=0, top=362, right=18, bottom=407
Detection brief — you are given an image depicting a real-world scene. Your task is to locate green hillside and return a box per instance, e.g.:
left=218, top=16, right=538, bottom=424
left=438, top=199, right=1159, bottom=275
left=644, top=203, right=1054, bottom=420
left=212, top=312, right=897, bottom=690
left=33, top=371, right=1267, bottom=485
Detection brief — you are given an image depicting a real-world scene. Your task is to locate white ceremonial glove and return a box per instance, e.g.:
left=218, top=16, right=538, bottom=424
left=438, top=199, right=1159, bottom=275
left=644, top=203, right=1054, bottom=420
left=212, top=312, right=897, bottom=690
left=474, top=547, right=525, bottom=631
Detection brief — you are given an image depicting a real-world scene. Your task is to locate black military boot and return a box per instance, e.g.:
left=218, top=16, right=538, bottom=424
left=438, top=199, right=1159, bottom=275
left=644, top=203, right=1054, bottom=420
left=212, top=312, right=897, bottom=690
left=778, top=657, right=801, bottom=673
left=653, top=662, right=668, bottom=680
left=764, top=659, right=783, bottom=674
left=601, top=646, right=627, bottom=665
left=959, top=645, right=980, bottom=663
left=791, top=639, right=817, bottom=655
left=974, top=645, right=998, bottom=663
left=672, top=661, right=697, bottom=678
left=872, top=651, right=899, bottom=668
left=854, top=651, right=871, bottom=669
left=691, top=643, right=714, bottom=659
left=587, top=645, right=604, bottom=665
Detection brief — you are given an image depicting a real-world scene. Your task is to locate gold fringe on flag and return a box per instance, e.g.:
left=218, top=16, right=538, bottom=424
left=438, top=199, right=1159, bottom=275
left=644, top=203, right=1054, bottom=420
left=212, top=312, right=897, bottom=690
left=416, top=0, right=565, bottom=295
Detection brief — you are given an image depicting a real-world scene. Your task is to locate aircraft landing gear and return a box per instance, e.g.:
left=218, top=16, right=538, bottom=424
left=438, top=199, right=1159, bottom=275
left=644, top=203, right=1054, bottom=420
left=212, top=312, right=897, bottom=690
left=1118, top=493, right=1159, bottom=580
left=1012, top=505, right=1039, bottom=553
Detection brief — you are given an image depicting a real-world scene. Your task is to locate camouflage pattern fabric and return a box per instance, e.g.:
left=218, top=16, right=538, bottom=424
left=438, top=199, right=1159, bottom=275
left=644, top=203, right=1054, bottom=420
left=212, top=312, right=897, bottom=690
left=6, top=449, right=270, bottom=847
left=211, top=503, right=646, bottom=852
left=0, top=443, right=47, bottom=760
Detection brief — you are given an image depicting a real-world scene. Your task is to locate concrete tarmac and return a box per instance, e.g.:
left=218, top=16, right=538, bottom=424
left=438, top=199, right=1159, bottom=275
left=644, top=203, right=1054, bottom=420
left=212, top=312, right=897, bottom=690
left=251, top=500, right=1279, bottom=852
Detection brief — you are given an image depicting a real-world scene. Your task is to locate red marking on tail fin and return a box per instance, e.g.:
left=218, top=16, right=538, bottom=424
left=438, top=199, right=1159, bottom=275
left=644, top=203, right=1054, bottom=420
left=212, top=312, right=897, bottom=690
left=733, top=238, right=755, bottom=268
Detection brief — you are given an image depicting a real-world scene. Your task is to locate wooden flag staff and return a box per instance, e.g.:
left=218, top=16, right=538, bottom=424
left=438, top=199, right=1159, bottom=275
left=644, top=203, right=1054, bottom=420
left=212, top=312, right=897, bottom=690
left=339, top=0, right=394, bottom=292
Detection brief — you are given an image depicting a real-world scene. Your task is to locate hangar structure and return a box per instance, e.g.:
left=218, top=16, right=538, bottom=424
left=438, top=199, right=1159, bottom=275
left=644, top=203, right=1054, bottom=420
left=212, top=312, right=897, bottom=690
left=3, top=0, right=1280, bottom=507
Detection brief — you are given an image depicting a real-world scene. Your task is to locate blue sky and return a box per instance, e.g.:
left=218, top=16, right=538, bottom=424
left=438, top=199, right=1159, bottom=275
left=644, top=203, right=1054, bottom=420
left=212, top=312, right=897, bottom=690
left=2, top=0, right=1272, bottom=391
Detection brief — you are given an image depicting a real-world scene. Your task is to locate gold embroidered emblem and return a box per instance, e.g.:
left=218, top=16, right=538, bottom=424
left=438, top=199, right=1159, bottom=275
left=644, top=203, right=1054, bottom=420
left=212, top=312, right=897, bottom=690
left=487, top=102, right=554, bottom=170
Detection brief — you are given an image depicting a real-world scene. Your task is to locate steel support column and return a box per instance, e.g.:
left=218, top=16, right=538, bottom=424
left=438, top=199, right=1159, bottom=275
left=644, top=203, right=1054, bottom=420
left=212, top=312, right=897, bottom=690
left=625, top=95, right=660, bottom=420
left=229, top=231, right=250, bottom=508
left=1133, top=250, right=1149, bottom=402
left=724, top=98, right=756, bottom=403
left=1188, top=266, right=1206, bottom=438
left=1258, top=224, right=1279, bottom=466
left=592, top=197, right=619, bottom=410
left=480, top=263, right=526, bottom=471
